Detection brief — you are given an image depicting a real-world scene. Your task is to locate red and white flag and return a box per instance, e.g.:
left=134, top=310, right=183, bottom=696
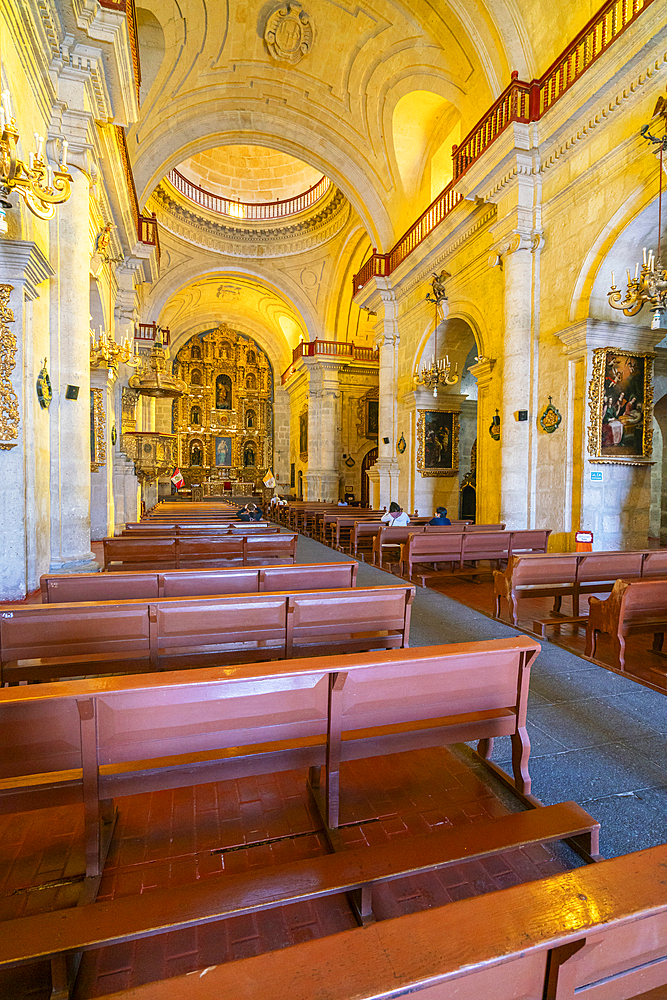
left=171, top=468, right=184, bottom=489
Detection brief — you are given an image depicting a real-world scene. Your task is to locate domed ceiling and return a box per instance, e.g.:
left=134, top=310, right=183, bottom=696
left=176, top=145, right=324, bottom=204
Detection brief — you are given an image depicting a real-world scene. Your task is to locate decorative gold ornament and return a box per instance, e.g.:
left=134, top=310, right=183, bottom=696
left=0, top=91, right=71, bottom=231
left=90, top=326, right=143, bottom=370
left=587, top=347, right=654, bottom=463
left=264, top=3, right=314, bottom=65
left=0, top=284, right=18, bottom=450
left=90, top=388, right=107, bottom=472
left=36, top=358, right=52, bottom=410
left=128, top=329, right=187, bottom=398
left=416, top=409, right=459, bottom=477
left=539, top=397, right=562, bottom=434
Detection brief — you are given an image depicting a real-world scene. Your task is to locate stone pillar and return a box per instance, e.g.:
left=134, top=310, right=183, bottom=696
left=0, top=242, right=54, bottom=599
left=48, top=163, right=98, bottom=572
left=305, top=361, right=340, bottom=501
left=491, top=234, right=538, bottom=529
left=468, top=357, right=498, bottom=524
left=367, top=283, right=400, bottom=508
left=90, top=366, right=116, bottom=540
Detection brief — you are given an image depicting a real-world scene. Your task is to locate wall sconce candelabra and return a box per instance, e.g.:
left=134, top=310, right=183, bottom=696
left=413, top=270, right=459, bottom=397
left=0, top=90, right=72, bottom=234
left=608, top=105, right=667, bottom=330
left=90, top=325, right=144, bottom=370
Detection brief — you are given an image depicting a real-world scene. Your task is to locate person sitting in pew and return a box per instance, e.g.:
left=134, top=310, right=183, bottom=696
left=237, top=502, right=263, bottom=522
left=381, top=502, right=410, bottom=526
left=429, top=506, right=451, bottom=526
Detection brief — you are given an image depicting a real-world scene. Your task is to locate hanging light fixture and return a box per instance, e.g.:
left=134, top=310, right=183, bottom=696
left=129, top=327, right=188, bottom=398
left=90, top=324, right=144, bottom=370
left=413, top=270, right=459, bottom=396
left=608, top=101, right=667, bottom=330
left=0, top=90, right=72, bottom=233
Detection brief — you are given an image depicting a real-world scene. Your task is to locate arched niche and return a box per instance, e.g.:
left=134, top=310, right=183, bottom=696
left=189, top=440, right=204, bottom=467
left=243, top=442, right=257, bottom=468
left=190, top=405, right=202, bottom=426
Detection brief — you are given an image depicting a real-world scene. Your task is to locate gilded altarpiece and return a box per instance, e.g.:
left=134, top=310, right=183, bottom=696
left=172, top=324, right=274, bottom=485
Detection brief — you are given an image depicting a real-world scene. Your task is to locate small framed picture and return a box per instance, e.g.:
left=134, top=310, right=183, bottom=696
left=417, top=410, right=459, bottom=477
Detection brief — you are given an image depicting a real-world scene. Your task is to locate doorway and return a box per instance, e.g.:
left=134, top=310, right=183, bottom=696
left=361, top=447, right=377, bottom=508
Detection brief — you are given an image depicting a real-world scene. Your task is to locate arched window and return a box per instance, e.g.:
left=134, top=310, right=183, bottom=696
left=190, top=405, right=201, bottom=426
left=246, top=350, right=256, bottom=366
left=191, top=369, right=201, bottom=386
left=191, top=343, right=201, bottom=360
left=243, top=444, right=256, bottom=467
left=246, top=373, right=256, bottom=390
left=246, top=409, right=256, bottom=429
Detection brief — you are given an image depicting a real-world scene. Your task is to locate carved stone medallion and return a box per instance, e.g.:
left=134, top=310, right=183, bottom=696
left=264, top=3, right=314, bottom=65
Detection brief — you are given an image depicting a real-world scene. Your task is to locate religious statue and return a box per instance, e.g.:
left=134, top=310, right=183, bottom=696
left=190, top=444, right=202, bottom=466
left=215, top=374, right=232, bottom=409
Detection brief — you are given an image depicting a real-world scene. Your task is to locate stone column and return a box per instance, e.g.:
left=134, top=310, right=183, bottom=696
left=305, top=360, right=341, bottom=501
left=489, top=233, right=539, bottom=529
left=90, top=366, right=116, bottom=540
left=48, top=163, right=98, bottom=571
left=0, top=242, right=54, bottom=599
left=367, top=284, right=400, bottom=508
left=468, top=357, right=497, bottom=524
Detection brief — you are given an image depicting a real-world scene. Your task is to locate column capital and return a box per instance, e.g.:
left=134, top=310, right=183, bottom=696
left=488, top=231, right=543, bottom=268
left=468, top=356, right=497, bottom=390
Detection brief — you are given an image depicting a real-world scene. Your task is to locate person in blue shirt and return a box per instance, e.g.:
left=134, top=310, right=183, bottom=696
left=429, top=506, right=451, bottom=525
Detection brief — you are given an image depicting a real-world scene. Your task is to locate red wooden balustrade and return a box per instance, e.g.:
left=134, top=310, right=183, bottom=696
left=135, top=323, right=171, bottom=346
left=354, top=0, right=656, bottom=292
left=281, top=340, right=379, bottom=383
left=168, top=169, right=331, bottom=221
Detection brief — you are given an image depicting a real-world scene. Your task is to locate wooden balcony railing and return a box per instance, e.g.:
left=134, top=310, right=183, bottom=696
left=115, top=127, right=161, bottom=268
left=281, top=340, right=379, bottom=383
left=168, top=169, right=332, bottom=221
left=136, top=323, right=170, bottom=347
left=354, top=0, right=656, bottom=292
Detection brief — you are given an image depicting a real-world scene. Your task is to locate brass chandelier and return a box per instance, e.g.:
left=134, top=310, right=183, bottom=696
left=0, top=90, right=72, bottom=233
left=608, top=102, right=667, bottom=329
left=90, top=325, right=144, bottom=370
left=414, top=270, right=459, bottom=396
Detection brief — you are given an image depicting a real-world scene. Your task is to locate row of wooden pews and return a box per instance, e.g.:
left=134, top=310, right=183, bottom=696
left=0, top=636, right=611, bottom=999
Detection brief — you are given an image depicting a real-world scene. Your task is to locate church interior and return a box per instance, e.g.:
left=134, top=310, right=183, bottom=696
left=4, top=0, right=667, bottom=997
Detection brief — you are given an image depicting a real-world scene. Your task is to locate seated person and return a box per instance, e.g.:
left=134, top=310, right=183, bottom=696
left=381, top=501, right=410, bottom=526
left=429, top=506, right=451, bottom=525
left=237, top=502, right=263, bottom=522
left=337, top=499, right=348, bottom=506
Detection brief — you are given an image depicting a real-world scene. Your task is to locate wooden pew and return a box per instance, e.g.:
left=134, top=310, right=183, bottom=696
left=102, top=533, right=298, bottom=570
left=494, top=548, right=667, bottom=630
left=0, top=584, right=414, bottom=683
left=122, top=523, right=276, bottom=535
left=40, top=562, right=359, bottom=603
left=0, top=636, right=539, bottom=876
left=586, top=577, right=667, bottom=670
left=400, top=530, right=551, bottom=585
left=0, top=801, right=599, bottom=999
left=84, top=843, right=667, bottom=1000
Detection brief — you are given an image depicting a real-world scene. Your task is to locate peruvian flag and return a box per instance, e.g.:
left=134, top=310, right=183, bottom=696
left=171, top=468, right=184, bottom=489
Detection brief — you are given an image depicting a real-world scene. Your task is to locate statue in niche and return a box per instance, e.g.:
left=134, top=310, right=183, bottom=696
left=220, top=342, right=231, bottom=359
left=215, top=373, right=232, bottom=409
left=191, top=343, right=201, bottom=359
left=247, top=350, right=256, bottom=366
left=190, top=405, right=201, bottom=426
left=246, top=373, right=256, bottom=390
left=190, top=444, right=203, bottom=466
left=244, top=444, right=256, bottom=467
left=191, top=369, right=202, bottom=386
left=246, top=409, right=256, bottom=429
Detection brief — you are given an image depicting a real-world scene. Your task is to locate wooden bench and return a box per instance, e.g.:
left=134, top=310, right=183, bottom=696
left=0, top=800, right=599, bottom=999
left=586, top=577, right=667, bottom=670
left=122, top=523, right=276, bottom=535
left=400, top=530, right=551, bottom=585
left=40, top=562, right=358, bottom=603
left=0, top=635, right=539, bottom=875
left=494, top=548, right=667, bottom=629
left=89, top=843, right=667, bottom=1000
left=102, top=533, right=298, bottom=570
left=0, top=584, right=414, bottom=683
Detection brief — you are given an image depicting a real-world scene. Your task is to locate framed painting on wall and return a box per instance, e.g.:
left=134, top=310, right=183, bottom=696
left=417, top=410, right=459, bottom=477
left=587, top=348, right=654, bottom=463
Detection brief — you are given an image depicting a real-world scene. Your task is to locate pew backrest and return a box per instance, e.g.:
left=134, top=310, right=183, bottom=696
left=103, top=533, right=298, bottom=570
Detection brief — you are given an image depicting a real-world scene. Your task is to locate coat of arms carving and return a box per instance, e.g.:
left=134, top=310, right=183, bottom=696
left=264, top=3, right=314, bottom=65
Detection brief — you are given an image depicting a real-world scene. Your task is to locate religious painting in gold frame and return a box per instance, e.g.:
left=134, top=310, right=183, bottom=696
left=417, top=410, right=459, bottom=477
left=587, top=348, right=654, bottom=464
